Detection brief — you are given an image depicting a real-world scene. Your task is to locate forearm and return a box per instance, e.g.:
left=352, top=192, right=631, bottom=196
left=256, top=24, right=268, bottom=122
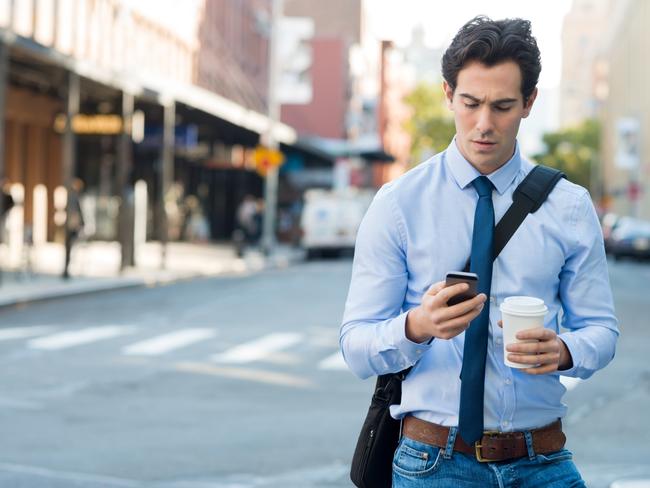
left=557, top=325, right=618, bottom=378
left=340, top=311, right=430, bottom=379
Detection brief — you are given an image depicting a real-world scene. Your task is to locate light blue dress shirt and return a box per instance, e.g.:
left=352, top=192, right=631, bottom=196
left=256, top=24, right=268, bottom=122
left=340, top=139, right=619, bottom=431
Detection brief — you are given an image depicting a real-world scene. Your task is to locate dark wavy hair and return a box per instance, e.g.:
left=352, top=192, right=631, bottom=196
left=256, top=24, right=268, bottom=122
left=441, top=16, right=541, bottom=103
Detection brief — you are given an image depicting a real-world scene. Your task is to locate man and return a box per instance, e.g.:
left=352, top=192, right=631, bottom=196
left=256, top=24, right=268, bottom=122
left=341, top=16, right=618, bottom=487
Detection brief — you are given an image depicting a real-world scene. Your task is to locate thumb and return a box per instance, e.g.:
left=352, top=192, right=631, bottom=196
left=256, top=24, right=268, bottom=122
left=497, top=320, right=503, bottom=328
left=425, top=281, right=446, bottom=296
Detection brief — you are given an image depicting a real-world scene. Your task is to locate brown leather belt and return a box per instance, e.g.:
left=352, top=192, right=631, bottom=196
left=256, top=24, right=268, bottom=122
left=402, top=416, right=566, bottom=462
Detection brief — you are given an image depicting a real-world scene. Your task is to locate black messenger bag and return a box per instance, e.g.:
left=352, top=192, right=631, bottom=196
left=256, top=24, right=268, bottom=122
left=350, top=165, right=565, bottom=488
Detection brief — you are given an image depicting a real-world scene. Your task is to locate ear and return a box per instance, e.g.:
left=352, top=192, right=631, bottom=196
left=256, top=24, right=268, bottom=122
left=443, top=81, right=454, bottom=110
left=522, top=88, right=538, bottom=118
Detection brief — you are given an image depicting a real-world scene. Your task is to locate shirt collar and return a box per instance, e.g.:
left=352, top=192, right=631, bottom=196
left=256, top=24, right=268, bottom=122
left=445, top=137, right=522, bottom=195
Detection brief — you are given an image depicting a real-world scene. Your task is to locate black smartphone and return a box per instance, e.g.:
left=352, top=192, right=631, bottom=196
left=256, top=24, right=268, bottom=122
left=445, top=271, right=479, bottom=306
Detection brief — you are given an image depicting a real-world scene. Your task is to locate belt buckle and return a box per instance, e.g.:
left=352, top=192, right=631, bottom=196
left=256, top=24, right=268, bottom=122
left=474, top=431, right=499, bottom=463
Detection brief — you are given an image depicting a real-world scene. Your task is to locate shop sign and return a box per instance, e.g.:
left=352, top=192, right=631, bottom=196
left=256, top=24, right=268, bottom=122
left=54, top=114, right=123, bottom=134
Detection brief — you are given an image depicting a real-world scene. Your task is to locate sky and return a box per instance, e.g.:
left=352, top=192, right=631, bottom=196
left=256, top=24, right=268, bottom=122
left=367, top=0, right=573, bottom=89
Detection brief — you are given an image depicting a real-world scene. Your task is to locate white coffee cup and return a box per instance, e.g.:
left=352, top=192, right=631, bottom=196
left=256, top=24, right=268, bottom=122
left=499, top=296, right=548, bottom=368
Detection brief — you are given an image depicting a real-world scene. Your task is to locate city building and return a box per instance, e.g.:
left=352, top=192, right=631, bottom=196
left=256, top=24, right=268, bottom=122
left=0, top=0, right=327, bottom=267
left=402, top=25, right=444, bottom=84
left=280, top=0, right=406, bottom=191
left=281, top=0, right=362, bottom=140
left=597, top=0, right=650, bottom=219
left=375, top=40, right=414, bottom=186
left=559, top=0, right=612, bottom=129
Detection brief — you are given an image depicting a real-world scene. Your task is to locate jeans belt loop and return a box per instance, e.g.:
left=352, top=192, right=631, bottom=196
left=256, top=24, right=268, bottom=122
left=524, top=430, right=536, bottom=460
left=443, top=426, right=457, bottom=460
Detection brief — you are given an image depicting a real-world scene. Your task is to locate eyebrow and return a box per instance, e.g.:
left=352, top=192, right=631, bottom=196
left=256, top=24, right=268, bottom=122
left=459, top=93, right=518, bottom=105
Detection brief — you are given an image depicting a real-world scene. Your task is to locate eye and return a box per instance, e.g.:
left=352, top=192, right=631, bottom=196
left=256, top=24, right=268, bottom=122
left=464, top=103, right=479, bottom=109
left=494, top=105, right=512, bottom=112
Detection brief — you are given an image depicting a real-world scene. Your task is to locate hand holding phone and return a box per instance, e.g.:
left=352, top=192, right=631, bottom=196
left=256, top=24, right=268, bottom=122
left=406, top=273, right=486, bottom=342
left=445, top=271, right=479, bottom=306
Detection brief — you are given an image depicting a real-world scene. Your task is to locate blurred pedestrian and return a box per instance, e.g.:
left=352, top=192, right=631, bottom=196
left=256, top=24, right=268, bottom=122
left=341, top=16, right=618, bottom=487
left=183, top=195, right=210, bottom=243
left=0, top=178, right=14, bottom=244
left=63, top=178, right=85, bottom=279
left=235, top=195, right=257, bottom=244
left=165, top=182, right=186, bottom=241
left=252, top=198, right=265, bottom=245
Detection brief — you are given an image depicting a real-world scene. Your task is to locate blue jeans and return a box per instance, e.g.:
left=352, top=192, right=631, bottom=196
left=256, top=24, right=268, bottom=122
left=392, top=427, right=586, bottom=487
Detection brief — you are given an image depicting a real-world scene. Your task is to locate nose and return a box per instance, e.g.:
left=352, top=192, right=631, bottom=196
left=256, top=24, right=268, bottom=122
left=475, top=106, right=494, bottom=135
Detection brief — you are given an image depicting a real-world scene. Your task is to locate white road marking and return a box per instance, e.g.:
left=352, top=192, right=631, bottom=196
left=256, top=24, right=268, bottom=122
left=122, top=328, right=217, bottom=356
left=0, top=327, right=55, bottom=341
left=211, top=332, right=302, bottom=364
left=318, top=350, right=347, bottom=370
left=560, top=376, right=582, bottom=391
left=0, top=398, right=44, bottom=410
left=28, top=326, right=134, bottom=351
left=0, top=462, right=140, bottom=487
left=175, top=362, right=313, bottom=388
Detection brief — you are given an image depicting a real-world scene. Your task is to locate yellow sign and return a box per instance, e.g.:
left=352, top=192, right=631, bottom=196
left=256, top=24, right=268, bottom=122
left=253, top=146, right=285, bottom=177
left=54, top=114, right=123, bottom=135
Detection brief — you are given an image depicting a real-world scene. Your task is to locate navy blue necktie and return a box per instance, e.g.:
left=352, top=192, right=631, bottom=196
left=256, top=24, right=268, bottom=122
left=458, top=176, right=495, bottom=444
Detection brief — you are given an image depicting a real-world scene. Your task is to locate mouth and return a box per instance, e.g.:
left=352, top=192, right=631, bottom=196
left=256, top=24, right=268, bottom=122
left=472, top=140, right=497, bottom=150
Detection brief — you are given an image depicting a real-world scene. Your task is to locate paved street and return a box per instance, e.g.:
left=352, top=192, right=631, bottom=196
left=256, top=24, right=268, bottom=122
left=0, top=258, right=648, bottom=487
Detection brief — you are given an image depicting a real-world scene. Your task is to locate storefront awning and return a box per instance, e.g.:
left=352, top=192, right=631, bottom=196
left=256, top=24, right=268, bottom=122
left=296, top=134, right=395, bottom=163
left=2, top=31, right=297, bottom=146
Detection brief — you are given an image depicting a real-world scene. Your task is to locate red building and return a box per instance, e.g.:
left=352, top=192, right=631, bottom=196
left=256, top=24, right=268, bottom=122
left=280, top=0, right=362, bottom=139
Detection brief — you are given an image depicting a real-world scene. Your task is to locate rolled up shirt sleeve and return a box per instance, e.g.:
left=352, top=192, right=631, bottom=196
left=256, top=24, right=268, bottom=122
left=340, top=185, right=431, bottom=380
left=557, top=191, right=619, bottom=379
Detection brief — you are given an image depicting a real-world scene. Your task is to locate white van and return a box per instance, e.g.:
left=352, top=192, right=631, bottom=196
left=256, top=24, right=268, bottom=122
left=300, top=188, right=374, bottom=258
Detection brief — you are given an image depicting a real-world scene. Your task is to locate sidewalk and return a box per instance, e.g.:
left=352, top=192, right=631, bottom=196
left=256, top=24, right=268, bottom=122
left=0, top=240, right=305, bottom=308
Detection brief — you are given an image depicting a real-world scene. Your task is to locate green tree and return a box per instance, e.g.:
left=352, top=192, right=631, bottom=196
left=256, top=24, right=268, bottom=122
left=532, top=119, right=600, bottom=192
left=403, top=82, right=456, bottom=166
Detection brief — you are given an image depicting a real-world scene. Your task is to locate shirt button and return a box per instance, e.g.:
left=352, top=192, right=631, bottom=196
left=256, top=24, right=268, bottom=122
left=490, top=297, right=496, bottom=304
left=501, top=420, right=510, bottom=428
left=505, top=378, right=512, bottom=385
left=495, top=337, right=502, bottom=345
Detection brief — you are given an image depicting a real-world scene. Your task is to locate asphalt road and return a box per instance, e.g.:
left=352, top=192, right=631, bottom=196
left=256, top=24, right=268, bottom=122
left=0, top=257, right=647, bottom=487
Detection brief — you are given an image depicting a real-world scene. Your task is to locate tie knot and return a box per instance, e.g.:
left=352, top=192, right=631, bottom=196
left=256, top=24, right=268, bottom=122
left=472, top=176, right=493, bottom=197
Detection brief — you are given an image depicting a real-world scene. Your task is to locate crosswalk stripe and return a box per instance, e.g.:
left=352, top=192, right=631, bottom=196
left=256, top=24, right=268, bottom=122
left=0, top=327, right=55, bottom=341
left=122, top=328, right=217, bottom=356
left=211, top=332, right=302, bottom=364
left=174, top=362, right=313, bottom=388
left=318, top=350, right=347, bottom=370
left=28, top=326, right=134, bottom=351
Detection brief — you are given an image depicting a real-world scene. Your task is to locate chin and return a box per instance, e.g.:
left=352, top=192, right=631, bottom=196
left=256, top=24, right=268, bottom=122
left=473, top=157, right=501, bottom=173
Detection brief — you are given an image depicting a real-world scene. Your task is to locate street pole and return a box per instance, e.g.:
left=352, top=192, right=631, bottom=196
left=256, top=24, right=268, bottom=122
left=118, top=91, right=135, bottom=270
left=261, top=0, right=282, bottom=256
left=0, top=41, right=7, bottom=285
left=160, top=100, right=175, bottom=269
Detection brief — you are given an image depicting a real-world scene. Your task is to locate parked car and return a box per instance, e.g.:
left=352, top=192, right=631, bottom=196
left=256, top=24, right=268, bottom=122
left=601, top=212, right=622, bottom=254
left=607, top=217, right=650, bottom=260
left=299, top=188, right=374, bottom=259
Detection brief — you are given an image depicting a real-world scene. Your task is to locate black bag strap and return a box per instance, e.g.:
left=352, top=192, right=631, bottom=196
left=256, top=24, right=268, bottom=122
left=493, top=165, right=565, bottom=260
left=463, top=164, right=565, bottom=271
left=387, top=164, right=566, bottom=383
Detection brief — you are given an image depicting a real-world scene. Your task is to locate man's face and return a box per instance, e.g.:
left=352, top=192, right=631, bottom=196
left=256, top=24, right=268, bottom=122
left=444, top=60, right=537, bottom=174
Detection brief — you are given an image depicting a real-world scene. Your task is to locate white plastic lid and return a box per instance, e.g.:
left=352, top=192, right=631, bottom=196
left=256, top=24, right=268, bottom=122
left=499, top=296, right=548, bottom=316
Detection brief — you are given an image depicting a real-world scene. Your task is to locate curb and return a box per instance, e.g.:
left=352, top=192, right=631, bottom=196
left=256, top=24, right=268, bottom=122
left=0, top=248, right=306, bottom=309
